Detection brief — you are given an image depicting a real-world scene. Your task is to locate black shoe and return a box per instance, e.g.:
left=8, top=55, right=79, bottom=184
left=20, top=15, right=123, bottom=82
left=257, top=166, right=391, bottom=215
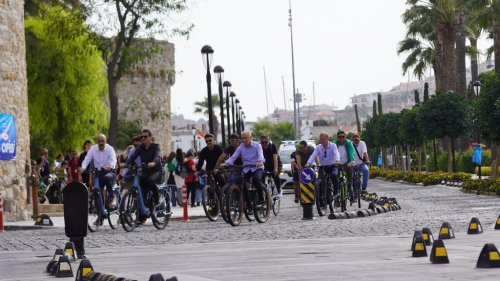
left=294, top=197, right=299, bottom=203
left=361, top=190, right=368, bottom=195
left=197, top=202, right=200, bottom=206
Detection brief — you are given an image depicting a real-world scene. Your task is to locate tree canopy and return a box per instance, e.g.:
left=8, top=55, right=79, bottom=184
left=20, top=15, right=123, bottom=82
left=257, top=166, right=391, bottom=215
left=25, top=4, right=108, bottom=158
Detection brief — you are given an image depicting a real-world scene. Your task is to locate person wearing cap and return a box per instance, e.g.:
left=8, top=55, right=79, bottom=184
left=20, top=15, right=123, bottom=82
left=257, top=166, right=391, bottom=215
left=352, top=133, right=370, bottom=193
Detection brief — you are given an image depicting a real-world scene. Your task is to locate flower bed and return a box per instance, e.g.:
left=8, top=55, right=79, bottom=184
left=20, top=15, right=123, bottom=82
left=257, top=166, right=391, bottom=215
left=369, top=168, right=471, bottom=186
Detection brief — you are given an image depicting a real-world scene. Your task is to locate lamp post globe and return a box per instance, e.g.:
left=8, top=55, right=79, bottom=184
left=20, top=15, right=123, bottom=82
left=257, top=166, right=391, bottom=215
left=223, top=80, right=232, bottom=140
left=473, top=80, right=481, bottom=98
left=201, top=45, right=215, bottom=134
left=214, top=65, right=226, bottom=147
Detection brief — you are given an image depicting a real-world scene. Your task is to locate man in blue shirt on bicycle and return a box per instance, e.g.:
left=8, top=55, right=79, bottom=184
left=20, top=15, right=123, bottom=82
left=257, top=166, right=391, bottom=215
left=223, top=131, right=266, bottom=193
left=305, top=132, right=340, bottom=195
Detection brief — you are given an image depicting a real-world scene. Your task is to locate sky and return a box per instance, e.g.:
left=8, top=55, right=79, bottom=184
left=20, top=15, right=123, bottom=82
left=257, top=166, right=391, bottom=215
left=168, top=0, right=490, bottom=122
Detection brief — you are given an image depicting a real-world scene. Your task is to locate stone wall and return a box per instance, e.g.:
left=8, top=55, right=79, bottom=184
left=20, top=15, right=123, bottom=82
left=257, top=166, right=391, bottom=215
left=117, top=40, right=175, bottom=156
left=0, top=0, right=32, bottom=221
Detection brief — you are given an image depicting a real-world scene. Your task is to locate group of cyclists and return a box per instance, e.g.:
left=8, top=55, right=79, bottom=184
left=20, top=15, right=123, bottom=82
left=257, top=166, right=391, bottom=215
left=35, top=127, right=372, bottom=229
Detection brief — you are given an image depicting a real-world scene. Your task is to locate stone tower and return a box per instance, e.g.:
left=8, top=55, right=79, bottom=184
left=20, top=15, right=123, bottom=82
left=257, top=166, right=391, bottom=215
left=0, top=0, right=32, bottom=221
left=117, top=40, right=174, bottom=155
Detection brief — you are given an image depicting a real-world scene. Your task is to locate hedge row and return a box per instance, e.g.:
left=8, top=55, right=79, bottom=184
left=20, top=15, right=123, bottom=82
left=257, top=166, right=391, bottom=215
left=369, top=168, right=471, bottom=186
left=462, top=178, right=500, bottom=195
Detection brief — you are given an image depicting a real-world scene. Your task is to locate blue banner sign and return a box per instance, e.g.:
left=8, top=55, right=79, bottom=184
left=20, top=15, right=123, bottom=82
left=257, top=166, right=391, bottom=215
left=0, top=114, right=17, bottom=160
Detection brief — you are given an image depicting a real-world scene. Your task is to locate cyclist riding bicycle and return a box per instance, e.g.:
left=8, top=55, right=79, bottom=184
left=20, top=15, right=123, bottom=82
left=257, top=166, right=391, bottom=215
left=334, top=130, right=356, bottom=200
left=352, top=133, right=370, bottom=194
left=305, top=132, right=340, bottom=195
left=221, top=131, right=266, bottom=197
left=196, top=133, right=224, bottom=186
left=259, top=134, right=282, bottom=198
left=125, top=129, right=163, bottom=208
left=80, top=134, right=117, bottom=209
left=216, top=133, right=243, bottom=168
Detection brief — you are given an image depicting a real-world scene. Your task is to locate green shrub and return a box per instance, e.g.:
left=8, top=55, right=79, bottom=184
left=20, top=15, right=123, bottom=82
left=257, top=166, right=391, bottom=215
left=458, top=149, right=492, bottom=174
left=474, top=166, right=500, bottom=176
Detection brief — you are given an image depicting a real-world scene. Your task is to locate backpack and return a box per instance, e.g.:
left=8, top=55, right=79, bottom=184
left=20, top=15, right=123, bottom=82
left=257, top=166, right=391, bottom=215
left=176, top=161, right=190, bottom=179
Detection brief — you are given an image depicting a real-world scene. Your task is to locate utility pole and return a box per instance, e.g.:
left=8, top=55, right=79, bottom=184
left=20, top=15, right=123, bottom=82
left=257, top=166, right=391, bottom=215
left=288, top=0, right=298, bottom=139
left=282, top=76, right=287, bottom=111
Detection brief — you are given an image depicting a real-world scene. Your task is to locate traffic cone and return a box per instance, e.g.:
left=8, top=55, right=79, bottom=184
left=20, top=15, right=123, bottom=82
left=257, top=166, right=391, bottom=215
left=467, top=217, right=483, bottom=234
left=495, top=214, right=500, bottom=230
left=64, top=241, right=77, bottom=262
left=75, top=259, right=94, bottom=280
left=55, top=255, right=73, bottom=278
left=411, top=230, right=423, bottom=251
left=430, top=239, right=449, bottom=264
left=46, top=249, right=64, bottom=273
left=182, top=185, right=188, bottom=222
left=412, top=236, right=427, bottom=257
left=476, top=243, right=500, bottom=268
left=438, top=222, right=455, bottom=239
left=421, top=228, right=434, bottom=246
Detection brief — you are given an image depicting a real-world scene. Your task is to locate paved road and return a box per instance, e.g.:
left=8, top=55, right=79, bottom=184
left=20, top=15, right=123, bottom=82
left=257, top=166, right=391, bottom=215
left=1, top=179, right=500, bottom=280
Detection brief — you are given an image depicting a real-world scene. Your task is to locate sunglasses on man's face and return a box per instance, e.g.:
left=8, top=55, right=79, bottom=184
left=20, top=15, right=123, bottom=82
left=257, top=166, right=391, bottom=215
left=141, top=135, right=149, bottom=139
left=338, top=135, right=345, bottom=139
left=261, top=140, right=269, bottom=144
left=205, top=139, right=213, bottom=143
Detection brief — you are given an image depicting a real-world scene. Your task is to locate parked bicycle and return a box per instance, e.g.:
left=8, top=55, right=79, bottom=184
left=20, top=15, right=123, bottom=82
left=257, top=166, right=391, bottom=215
left=223, top=164, right=271, bottom=226
left=119, top=165, right=171, bottom=231
left=87, top=169, right=121, bottom=232
left=264, top=171, right=281, bottom=216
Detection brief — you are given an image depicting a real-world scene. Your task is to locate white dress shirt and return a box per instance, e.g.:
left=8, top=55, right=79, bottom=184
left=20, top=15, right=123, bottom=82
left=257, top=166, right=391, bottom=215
left=81, top=143, right=117, bottom=170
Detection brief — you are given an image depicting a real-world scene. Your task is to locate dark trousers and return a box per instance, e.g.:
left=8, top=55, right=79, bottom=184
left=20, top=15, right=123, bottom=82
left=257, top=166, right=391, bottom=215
left=244, top=169, right=265, bottom=201
left=138, top=171, right=161, bottom=204
left=186, top=181, right=198, bottom=205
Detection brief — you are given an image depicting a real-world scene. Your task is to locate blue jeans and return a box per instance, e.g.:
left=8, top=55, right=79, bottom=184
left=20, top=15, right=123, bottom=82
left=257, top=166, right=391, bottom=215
left=94, top=171, right=116, bottom=199
left=358, top=163, right=369, bottom=190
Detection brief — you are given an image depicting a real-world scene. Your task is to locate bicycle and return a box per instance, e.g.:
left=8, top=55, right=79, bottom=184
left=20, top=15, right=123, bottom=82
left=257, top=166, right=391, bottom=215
left=223, top=165, right=271, bottom=226
left=87, top=169, right=121, bottom=232
left=314, top=165, right=335, bottom=216
left=218, top=168, right=241, bottom=224
left=199, top=170, right=221, bottom=222
left=264, top=171, right=281, bottom=216
left=351, top=164, right=362, bottom=209
left=338, top=165, right=350, bottom=212
left=119, top=165, right=171, bottom=231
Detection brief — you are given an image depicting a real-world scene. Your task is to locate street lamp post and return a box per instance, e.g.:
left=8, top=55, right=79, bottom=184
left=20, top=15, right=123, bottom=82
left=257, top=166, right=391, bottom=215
left=235, top=99, right=240, bottom=136
left=241, top=111, right=245, bottom=131
left=192, top=127, right=197, bottom=151
left=238, top=106, right=242, bottom=135
left=201, top=45, right=215, bottom=134
left=473, top=80, right=482, bottom=179
left=223, top=81, right=232, bottom=140
left=230, top=91, right=236, bottom=134
left=214, top=65, right=226, bottom=147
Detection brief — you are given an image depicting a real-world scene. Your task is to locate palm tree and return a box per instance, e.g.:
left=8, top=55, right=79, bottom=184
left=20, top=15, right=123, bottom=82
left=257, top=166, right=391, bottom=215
left=467, top=0, right=500, bottom=74
left=194, top=95, right=222, bottom=142
left=401, top=1, right=458, bottom=93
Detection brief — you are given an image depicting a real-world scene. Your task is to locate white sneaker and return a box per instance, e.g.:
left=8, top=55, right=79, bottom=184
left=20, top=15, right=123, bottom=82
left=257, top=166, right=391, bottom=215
left=276, top=190, right=283, bottom=199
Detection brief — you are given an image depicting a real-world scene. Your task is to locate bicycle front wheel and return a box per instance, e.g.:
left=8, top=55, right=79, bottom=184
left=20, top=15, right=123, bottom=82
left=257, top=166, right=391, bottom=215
left=119, top=190, right=138, bottom=232
left=219, top=184, right=230, bottom=223
left=340, top=181, right=347, bottom=212
left=272, top=196, right=281, bottom=216
left=202, top=184, right=220, bottom=222
left=225, top=184, right=243, bottom=227
left=107, top=189, right=121, bottom=229
left=87, top=191, right=100, bottom=232
left=315, top=179, right=327, bottom=216
left=151, top=188, right=171, bottom=230
left=254, top=184, right=271, bottom=223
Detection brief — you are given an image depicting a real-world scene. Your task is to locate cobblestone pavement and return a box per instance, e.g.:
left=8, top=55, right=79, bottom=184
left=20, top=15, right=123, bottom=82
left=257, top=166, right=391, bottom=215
left=1, top=179, right=500, bottom=251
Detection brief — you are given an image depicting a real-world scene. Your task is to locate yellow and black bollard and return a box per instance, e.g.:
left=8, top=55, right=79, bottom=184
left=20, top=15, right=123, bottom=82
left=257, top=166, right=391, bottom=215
left=299, top=168, right=316, bottom=220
